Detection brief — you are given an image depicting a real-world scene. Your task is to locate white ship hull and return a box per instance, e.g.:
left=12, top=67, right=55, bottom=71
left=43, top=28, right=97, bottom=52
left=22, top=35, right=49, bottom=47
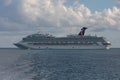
left=14, top=42, right=111, bottom=50
left=29, top=45, right=109, bottom=50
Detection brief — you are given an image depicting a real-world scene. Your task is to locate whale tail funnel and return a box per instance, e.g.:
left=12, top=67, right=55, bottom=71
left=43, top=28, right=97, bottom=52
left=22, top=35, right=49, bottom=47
left=78, top=27, right=87, bottom=36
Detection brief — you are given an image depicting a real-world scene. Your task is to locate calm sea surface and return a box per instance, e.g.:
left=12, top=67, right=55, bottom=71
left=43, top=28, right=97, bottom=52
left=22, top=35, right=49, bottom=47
left=0, top=48, right=120, bottom=80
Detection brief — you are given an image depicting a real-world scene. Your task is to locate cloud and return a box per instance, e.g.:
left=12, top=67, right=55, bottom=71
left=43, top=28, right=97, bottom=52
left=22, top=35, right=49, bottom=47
left=0, top=17, right=28, bottom=31
left=116, top=0, right=120, bottom=7
left=20, top=0, right=92, bottom=33
left=91, top=7, right=120, bottom=31
left=19, top=0, right=120, bottom=33
left=0, top=0, right=120, bottom=34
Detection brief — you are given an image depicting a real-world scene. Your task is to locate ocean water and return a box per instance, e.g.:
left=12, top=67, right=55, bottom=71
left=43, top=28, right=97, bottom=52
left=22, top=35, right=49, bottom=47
left=0, top=48, right=120, bottom=80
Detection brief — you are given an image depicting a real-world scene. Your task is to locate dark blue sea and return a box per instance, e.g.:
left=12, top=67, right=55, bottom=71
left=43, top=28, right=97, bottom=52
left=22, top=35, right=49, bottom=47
left=0, top=48, right=120, bottom=80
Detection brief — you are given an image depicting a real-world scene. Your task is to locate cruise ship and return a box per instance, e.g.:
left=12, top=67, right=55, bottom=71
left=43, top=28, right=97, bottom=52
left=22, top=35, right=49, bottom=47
left=14, top=27, right=111, bottom=49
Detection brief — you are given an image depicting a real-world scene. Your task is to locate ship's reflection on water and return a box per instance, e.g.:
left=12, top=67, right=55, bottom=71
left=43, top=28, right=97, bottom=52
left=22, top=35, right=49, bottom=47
left=0, top=49, right=120, bottom=80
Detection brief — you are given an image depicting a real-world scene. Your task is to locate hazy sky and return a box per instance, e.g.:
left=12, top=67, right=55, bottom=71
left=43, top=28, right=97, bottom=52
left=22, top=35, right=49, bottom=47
left=0, top=0, right=120, bottom=48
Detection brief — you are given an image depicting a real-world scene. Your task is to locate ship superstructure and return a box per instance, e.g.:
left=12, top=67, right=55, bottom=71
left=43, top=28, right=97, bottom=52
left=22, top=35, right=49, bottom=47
left=14, top=27, right=111, bottom=49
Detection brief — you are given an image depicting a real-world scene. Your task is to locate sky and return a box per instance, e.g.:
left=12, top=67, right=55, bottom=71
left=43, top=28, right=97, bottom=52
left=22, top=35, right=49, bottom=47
left=0, top=0, right=120, bottom=48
